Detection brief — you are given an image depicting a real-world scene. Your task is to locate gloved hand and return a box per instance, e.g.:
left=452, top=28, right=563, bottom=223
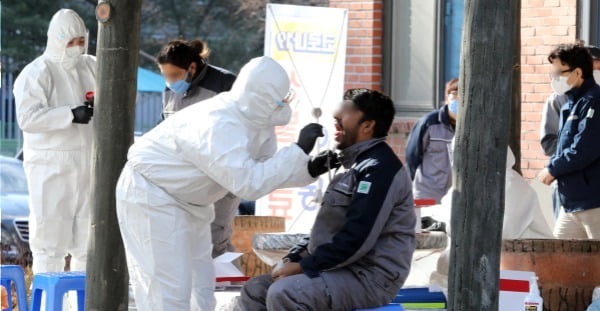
left=308, top=150, right=341, bottom=177
left=72, top=105, right=93, bottom=124
left=296, top=123, right=324, bottom=154
left=84, top=96, right=94, bottom=108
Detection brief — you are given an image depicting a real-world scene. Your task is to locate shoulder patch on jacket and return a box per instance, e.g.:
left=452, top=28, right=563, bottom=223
left=587, top=108, right=595, bottom=119
left=357, top=181, right=372, bottom=194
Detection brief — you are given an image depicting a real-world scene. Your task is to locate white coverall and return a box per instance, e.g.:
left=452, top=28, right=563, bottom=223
left=429, top=148, right=553, bottom=288
left=13, top=9, right=96, bottom=274
left=116, top=56, right=316, bottom=311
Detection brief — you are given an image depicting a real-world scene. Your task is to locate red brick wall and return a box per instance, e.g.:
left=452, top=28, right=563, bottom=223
left=520, top=0, right=577, bottom=178
left=329, top=0, right=384, bottom=91
left=332, top=0, right=579, bottom=174
left=329, top=0, right=414, bottom=162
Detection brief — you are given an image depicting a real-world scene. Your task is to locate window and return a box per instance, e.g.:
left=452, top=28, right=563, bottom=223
left=383, top=0, right=464, bottom=116
left=578, top=0, right=600, bottom=46
left=443, top=0, right=464, bottom=86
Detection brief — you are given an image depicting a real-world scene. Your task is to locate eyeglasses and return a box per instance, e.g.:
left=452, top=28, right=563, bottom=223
left=282, top=89, right=296, bottom=104
left=549, top=68, right=574, bottom=79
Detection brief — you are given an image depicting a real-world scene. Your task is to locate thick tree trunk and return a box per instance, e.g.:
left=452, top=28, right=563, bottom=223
left=85, top=1, right=142, bottom=310
left=510, top=1, right=522, bottom=174
left=448, top=0, right=519, bottom=310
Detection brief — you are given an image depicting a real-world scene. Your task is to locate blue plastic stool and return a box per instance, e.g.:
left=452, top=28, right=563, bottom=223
left=0, top=265, right=28, bottom=311
left=30, top=271, right=85, bottom=311
left=354, top=304, right=404, bottom=311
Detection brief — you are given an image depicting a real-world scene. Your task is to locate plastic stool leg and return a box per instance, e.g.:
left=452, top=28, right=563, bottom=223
left=47, top=287, right=63, bottom=311
left=0, top=266, right=27, bottom=311
left=77, top=290, right=85, bottom=311
left=30, top=288, right=43, bottom=311
left=14, top=279, right=27, bottom=311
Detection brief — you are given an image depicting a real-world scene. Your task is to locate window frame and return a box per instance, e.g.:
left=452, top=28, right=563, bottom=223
left=578, top=0, right=600, bottom=46
left=383, top=0, right=458, bottom=116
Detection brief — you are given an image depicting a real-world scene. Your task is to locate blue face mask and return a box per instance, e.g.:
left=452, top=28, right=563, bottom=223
left=166, top=72, right=191, bottom=94
left=448, top=99, right=458, bottom=115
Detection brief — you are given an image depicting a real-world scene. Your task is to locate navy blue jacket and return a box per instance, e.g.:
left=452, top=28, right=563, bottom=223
left=548, top=78, right=600, bottom=212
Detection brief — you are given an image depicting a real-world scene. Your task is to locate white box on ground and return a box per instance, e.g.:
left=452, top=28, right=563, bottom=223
left=499, top=270, right=536, bottom=311
left=214, top=252, right=244, bottom=286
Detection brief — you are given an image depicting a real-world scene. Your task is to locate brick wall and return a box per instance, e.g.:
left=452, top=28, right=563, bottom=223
left=329, top=0, right=384, bottom=91
left=520, top=0, right=577, bottom=178
left=332, top=0, right=579, bottom=174
left=329, top=0, right=414, bottom=162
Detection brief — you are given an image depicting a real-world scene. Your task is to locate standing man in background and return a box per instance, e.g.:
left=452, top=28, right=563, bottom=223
left=405, top=78, right=458, bottom=203
left=13, top=9, right=96, bottom=274
left=538, top=43, right=600, bottom=239
left=540, top=45, right=600, bottom=218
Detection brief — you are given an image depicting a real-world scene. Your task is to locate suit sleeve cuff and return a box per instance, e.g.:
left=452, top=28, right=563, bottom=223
left=299, top=256, right=320, bottom=278
left=547, top=163, right=559, bottom=178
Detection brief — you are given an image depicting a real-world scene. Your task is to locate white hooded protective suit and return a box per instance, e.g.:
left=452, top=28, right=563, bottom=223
left=116, top=56, right=315, bottom=311
left=428, top=147, right=553, bottom=288
left=13, top=9, right=96, bottom=274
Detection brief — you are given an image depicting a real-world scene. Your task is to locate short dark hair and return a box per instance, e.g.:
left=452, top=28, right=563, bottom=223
left=445, top=78, right=459, bottom=96
left=586, top=45, right=600, bottom=60
left=548, top=43, right=593, bottom=79
left=156, top=39, right=210, bottom=70
left=343, top=88, right=395, bottom=138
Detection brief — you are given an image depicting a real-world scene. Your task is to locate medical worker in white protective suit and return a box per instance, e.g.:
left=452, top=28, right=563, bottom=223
left=13, top=9, right=95, bottom=275
left=116, top=56, right=322, bottom=311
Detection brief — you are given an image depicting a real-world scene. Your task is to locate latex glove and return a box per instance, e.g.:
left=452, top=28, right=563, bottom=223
left=296, top=123, right=324, bottom=154
left=308, top=150, right=341, bottom=177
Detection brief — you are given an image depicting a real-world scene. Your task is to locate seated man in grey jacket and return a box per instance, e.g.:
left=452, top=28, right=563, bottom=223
left=237, top=89, right=416, bottom=311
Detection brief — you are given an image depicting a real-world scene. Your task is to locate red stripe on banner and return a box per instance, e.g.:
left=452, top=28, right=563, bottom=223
left=414, top=199, right=437, bottom=207
left=216, top=276, right=250, bottom=283
left=499, top=279, right=529, bottom=292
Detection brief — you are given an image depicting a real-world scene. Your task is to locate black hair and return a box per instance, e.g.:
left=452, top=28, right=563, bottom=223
left=156, top=39, right=210, bottom=70
left=586, top=45, right=600, bottom=60
left=548, top=43, right=593, bottom=79
left=343, top=88, right=395, bottom=138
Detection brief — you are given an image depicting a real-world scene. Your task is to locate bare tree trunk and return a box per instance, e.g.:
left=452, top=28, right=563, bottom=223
left=510, top=0, right=522, bottom=174
left=448, top=0, right=519, bottom=310
left=85, top=0, right=142, bottom=310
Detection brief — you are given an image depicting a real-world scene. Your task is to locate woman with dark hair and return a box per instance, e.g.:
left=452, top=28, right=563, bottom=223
left=157, top=39, right=240, bottom=260
left=157, top=39, right=236, bottom=119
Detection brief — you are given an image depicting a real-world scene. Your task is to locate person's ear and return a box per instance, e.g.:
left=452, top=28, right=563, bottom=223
left=574, top=67, right=583, bottom=80
left=361, top=120, right=375, bottom=135
left=189, top=62, right=197, bottom=76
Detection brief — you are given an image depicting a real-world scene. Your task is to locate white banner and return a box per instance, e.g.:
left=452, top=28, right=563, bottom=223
left=257, top=4, right=348, bottom=232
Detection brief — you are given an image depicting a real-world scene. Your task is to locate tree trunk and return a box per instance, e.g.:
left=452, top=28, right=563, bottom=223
left=85, top=1, right=142, bottom=310
left=510, top=0, right=522, bottom=174
left=448, top=0, right=519, bottom=310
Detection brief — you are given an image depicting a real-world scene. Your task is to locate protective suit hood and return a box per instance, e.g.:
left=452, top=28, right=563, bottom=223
left=226, top=56, right=291, bottom=128
left=44, top=9, right=87, bottom=65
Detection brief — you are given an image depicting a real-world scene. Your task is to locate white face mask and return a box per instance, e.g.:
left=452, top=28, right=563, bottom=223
left=269, top=104, right=292, bottom=126
left=594, top=70, right=600, bottom=86
left=65, top=45, right=84, bottom=58
left=550, top=75, right=573, bottom=95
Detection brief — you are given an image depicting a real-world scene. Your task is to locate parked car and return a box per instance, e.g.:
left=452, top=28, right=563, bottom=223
left=1, top=156, right=32, bottom=265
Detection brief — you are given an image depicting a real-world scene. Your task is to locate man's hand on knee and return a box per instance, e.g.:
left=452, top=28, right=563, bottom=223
left=271, top=260, right=303, bottom=281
